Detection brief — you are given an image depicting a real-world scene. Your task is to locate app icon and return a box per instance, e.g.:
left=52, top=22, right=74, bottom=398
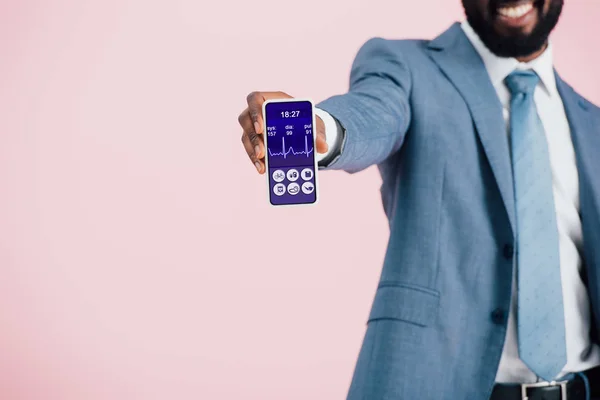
left=272, top=169, right=285, bottom=183
left=301, top=181, right=314, bottom=194
left=273, top=183, right=286, bottom=196
left=287, top=182, right=300, bottom=195
left=301, top=168, right=313, bottom=181
left=287, top=169, right=299, bottom=182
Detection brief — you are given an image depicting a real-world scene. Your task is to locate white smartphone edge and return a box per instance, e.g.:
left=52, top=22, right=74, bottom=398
left=262, top=98, right=320, bottom=207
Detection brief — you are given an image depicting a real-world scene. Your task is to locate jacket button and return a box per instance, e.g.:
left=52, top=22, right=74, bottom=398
left=503, top=244, right=514, bottom=260
left=491, top=308, right=506, bottom=325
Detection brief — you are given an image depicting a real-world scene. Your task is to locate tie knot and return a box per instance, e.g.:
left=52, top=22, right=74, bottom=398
left=504, top=70, right=540, bottom=96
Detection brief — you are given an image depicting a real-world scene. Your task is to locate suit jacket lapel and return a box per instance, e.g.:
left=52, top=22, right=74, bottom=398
left=556, top=74, right=600, bottom=313
left=426, top=23, right=516, bottom=235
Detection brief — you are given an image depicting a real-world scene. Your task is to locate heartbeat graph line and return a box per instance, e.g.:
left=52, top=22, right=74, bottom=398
left=268, top=136, right=313, bottom=159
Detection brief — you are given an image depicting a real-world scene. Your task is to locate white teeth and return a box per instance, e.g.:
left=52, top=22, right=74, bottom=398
left=498, top=2, right=534, bottom=18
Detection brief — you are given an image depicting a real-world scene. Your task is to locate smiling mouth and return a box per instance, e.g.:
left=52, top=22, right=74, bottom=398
left=491, top=0, right=543, bottom=29
left=497, top=1, right=534, bottom=18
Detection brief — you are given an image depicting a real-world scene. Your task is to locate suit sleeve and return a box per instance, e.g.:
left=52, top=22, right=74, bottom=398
left=316, top=37, right=412, bottom=173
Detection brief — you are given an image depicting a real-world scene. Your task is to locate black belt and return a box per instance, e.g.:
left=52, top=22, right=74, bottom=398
left=490, top=366, right=600, bottom=400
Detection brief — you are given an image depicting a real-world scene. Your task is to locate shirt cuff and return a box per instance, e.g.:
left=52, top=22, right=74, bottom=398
left=315, top=107, right=345, bottom=167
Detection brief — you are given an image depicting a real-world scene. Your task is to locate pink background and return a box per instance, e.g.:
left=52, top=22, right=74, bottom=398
left=1, top=1, right=599, bottom=399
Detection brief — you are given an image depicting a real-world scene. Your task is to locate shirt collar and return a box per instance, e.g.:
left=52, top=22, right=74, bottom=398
left=460, top=20, right=557, bottom=97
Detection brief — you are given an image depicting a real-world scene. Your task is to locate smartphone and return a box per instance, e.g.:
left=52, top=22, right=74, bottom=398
left=262, top=99, right=318, bottom=206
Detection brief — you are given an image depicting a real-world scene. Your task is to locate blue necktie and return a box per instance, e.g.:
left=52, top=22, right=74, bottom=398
left=505, top=70, right=567, bottom=381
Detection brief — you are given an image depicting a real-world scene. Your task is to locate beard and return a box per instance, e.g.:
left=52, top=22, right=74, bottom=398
left=463, top=0, right=564, bottom=58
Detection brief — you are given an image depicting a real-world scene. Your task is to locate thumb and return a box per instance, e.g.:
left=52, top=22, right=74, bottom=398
left=315, top=115, right=329, bottom=154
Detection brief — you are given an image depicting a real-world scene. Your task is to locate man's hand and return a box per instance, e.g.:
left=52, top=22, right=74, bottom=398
left=238, top=91, right=328, bottom=174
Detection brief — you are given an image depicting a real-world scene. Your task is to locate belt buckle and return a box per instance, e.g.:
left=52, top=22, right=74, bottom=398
left=521, top=380, right=568, bottom=400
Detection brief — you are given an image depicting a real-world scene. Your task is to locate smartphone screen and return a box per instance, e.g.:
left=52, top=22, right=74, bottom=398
left=263, top=99, right=318, bottom=206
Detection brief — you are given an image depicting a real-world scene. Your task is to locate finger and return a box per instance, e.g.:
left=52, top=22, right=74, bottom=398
left=315, top=115, right=328, bottom=154
left=316, top=134, right=328, bottom=154
left=237, top=107, right=250, bottom=129
left=246, top=91, right=290, bottom=135
left=240, top=109, right=264, bottom=159
left=242, top=133, right=264, bottom=173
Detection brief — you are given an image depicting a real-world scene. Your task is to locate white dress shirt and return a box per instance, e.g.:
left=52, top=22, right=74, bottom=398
left=317, top=21, right=600, bottom=383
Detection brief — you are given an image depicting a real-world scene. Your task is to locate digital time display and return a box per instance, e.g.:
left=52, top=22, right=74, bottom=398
left=280, top=110, right=302, bottom=118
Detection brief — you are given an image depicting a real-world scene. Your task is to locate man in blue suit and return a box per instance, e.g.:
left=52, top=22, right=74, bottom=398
left=238, top=0, right=600, bottom=398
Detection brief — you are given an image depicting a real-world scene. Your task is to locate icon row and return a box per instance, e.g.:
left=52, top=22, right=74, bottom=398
left=273, top=181, right=314, bottom=196
left=272, top=168, right=313, bottom=183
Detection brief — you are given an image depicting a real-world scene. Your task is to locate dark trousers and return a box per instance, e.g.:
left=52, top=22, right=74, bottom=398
left=490, top=366, right=600, bottom=400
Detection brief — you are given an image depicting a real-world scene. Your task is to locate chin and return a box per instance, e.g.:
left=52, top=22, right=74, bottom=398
left=491, top=0, right=544, bottom=36
left=465, top=0, right=563, bottom=58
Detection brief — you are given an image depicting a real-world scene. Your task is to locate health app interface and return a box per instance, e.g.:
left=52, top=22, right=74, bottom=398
left=264, top=100, right=317, bottom=206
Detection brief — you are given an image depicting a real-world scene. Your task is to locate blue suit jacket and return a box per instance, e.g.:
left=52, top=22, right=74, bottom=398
left=317, top=23, right=600, bottom=400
